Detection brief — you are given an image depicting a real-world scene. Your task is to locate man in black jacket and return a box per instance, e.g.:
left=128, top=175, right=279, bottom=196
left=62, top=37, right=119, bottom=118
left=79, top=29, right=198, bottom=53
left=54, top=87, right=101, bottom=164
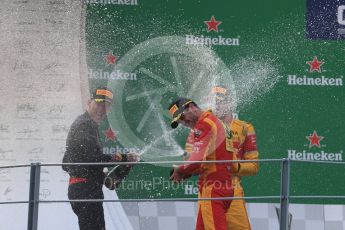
left=62, top=87, right=130, bottom=230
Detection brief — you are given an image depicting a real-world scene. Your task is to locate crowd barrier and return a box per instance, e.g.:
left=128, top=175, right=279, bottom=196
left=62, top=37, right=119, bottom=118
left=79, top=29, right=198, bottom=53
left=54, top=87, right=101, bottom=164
left=1, top=159, right=344, bottom=230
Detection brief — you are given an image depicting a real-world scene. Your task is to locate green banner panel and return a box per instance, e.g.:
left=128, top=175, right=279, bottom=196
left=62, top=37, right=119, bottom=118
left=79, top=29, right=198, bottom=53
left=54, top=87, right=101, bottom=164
left=84, top=0, right=345, bottom=203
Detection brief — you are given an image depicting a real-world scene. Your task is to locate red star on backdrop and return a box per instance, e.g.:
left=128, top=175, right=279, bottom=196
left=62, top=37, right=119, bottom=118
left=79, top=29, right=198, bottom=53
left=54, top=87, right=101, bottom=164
left=204, top=16, right=222, bottom=32
left=306, top=130, right=324, bottom=148
left=104, top=51, right=117, bottom=65
left=306, top=56, right=324, bottom=73
left=103, top=127, right=116, bottom=142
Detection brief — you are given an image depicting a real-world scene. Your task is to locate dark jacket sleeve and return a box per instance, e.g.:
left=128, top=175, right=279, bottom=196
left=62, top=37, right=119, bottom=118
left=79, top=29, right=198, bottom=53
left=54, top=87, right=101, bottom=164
left=66, top=121, right=112, bottom=163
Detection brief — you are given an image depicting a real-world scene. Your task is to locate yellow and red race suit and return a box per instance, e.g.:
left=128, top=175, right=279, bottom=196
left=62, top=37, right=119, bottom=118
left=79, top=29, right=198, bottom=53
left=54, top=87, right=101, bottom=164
left=178, top=111, right=235, bottom=230
left=226, top=119, right=259, bottom=230
left=184, top=118, right=259, bottom=230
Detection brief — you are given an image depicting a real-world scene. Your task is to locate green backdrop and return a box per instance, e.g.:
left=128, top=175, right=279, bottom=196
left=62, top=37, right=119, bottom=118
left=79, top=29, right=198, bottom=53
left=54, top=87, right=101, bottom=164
left=84, top=0, right=345, bottom=204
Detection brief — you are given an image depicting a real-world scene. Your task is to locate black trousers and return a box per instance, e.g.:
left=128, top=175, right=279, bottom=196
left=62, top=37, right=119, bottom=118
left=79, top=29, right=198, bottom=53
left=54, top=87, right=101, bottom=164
left=68, top=182, right=105, bottom=230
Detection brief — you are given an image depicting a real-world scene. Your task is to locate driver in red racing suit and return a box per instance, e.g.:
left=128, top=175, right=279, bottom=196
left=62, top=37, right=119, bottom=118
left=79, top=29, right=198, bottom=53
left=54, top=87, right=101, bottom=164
left=169, top=97, right=237, bottom=230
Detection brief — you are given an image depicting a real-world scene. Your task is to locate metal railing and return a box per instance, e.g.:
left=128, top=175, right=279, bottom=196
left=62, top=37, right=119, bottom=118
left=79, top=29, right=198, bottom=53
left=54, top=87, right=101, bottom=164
left=1, top=158, right=344, bottom=230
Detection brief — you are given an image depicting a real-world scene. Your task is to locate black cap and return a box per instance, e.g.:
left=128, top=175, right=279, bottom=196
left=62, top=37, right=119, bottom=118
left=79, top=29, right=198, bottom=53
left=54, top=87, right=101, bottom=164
left=91, top=87, right=114, bottom=103
left=168, top=97, right=194, bottom=129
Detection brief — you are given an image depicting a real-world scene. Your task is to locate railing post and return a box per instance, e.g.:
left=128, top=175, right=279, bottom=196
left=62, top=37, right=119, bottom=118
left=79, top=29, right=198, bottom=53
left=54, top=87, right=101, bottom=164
left=27, top=163, right=41, bottom=230
left=280, top=159, right=291, bottom=230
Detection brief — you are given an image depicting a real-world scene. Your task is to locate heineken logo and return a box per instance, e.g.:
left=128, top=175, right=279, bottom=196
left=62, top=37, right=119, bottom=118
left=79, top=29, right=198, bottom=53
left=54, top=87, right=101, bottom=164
left=288, top=150, right=343, bottom=161
left=103, top=146, right=141, bottom=155
left=103, top=127, right=117, bottom=142
left=306, top=56, right=324, bottom=73
left=184, top=184, right=198, bottom=195
left=287, top=75, right=343, bottom=86
left=89, top=51, right=137, bottom=80
left=204, top=16, right=222, bottom=33
left=185, top=16, right=240, bottom=46
left=286, top=57, right=343, bottom=86
left=104, top=51, right=117, bottom=65
left=288, top=130, right=343, bottom=162
left=88, top=69, right=137, bottom=81
left=306, top=130, right=324, bottom=148
left=186, top=35, right=240, bottom=46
